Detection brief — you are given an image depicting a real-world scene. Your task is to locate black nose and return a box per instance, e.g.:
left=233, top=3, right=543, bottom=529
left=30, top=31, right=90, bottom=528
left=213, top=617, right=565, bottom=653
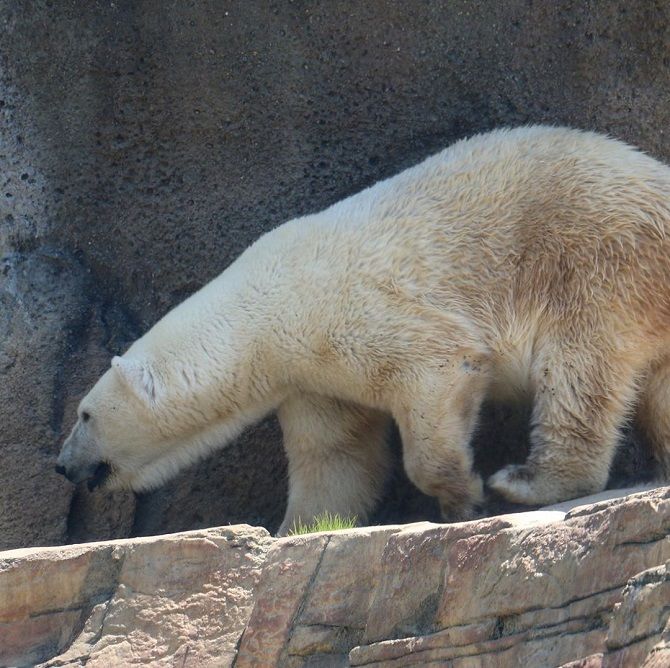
left=55, top=464, right=66, bottom=476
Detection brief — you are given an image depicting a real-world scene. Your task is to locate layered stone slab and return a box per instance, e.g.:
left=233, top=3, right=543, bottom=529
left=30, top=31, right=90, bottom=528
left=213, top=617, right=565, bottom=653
left=1, top=487, right=668, bottom=667
left=0, top=525, right=272, bottom=667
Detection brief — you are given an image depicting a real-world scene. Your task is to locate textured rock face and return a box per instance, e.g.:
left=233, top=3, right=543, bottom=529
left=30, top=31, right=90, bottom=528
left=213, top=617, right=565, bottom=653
left=2, top=1, right=669, bottom=548
left=597, top=561, right=670, bottom=667
left=2, top=487, right=668, bottom=667
left=0, top=525, right=272, bottom=667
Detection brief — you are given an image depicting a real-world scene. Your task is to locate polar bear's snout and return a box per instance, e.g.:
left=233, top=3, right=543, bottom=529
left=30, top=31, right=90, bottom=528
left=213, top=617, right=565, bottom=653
left=54, top=457, right=110, bottom=490
left=56, top=423, right=110, bottom=490
left=54, top=451, right=102, bottom=485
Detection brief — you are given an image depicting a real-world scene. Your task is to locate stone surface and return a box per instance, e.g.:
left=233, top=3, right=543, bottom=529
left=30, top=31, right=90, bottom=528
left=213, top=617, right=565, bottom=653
left=3, top=487, right=665, bottom=667
left=1, top=0, right=668, bottom=548
left=602, top=560, right=670, bottom=667
left=559, top=560, right=670, bottom=667
left=0, top=524, right=272, bottom=667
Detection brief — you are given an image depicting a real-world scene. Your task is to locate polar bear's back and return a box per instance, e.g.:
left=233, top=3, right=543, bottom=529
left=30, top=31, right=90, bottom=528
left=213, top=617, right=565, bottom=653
left=272, top=124, right=668, bottom=384
left=367, top=125, right=670, bottom=242
left=347, top=126, right=670, bottom=323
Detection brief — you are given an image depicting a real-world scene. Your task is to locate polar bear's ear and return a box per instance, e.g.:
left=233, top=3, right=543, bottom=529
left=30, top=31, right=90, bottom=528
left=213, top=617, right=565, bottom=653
left=112, top=356, right=160, bottom=405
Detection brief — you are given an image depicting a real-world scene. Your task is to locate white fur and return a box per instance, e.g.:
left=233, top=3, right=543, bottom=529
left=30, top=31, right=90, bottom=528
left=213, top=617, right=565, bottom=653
left=58, top=126, right=670, bottom=533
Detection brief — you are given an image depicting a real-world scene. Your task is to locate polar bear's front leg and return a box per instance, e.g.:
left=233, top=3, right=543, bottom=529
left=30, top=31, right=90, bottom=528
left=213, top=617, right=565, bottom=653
left=394, top=355, right=489, bottom=522
left=276, top=393, right=392, bottom=536
left=488, top=336, right=639, bottom=505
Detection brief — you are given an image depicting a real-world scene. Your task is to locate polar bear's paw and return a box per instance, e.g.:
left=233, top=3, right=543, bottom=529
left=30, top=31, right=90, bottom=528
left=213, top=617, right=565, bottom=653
left=439, top=473, right=485, bottom=523
left=488, top=464, right=543, bottom=504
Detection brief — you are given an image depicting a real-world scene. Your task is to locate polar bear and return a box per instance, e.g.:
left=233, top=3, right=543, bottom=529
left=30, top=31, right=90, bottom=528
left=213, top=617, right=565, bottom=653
left=56, top=126, right=670, bottom=535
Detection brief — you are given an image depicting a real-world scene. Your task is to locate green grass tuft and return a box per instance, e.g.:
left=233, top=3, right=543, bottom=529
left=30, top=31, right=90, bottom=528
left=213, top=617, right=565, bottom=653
left=287, top=512, right=358, bottom=536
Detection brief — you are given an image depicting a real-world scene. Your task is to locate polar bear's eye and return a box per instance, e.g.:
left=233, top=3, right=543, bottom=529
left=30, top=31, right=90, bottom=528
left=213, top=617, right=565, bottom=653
left=81, top=411, right=91, bottom=423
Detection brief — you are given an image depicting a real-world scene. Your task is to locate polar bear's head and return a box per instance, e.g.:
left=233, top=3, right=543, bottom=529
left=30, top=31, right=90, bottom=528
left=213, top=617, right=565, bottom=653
left=56, top=357, right=206, bottom=491
left=55, top=356, right=172, bottom=492
left=56, top=352, right=272, bottom=492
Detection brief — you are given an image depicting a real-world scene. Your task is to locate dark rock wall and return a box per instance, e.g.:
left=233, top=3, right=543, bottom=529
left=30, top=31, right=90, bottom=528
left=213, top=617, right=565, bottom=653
left=1, top=0, right=668, bottom=549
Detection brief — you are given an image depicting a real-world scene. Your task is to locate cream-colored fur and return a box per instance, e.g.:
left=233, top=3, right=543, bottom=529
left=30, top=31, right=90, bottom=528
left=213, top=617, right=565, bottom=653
left=57, top=126, right=670, bottom=535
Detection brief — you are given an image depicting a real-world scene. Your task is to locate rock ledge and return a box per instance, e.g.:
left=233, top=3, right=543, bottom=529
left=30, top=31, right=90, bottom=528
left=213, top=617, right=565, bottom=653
left=1, top=487, right=668, bottom=667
